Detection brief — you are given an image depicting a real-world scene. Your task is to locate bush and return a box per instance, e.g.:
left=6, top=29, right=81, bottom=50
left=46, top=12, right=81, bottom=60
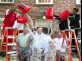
left=0, top=51, right=6, bottom=57
left=79, top=45, right=81, bottom=54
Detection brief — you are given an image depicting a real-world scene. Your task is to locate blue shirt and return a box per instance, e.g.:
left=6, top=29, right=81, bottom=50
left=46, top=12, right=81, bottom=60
left=32, top=33, right=49, bottom=53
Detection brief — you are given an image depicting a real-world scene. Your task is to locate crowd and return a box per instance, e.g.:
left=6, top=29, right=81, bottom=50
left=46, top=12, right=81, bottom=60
left=17, top=28, right=67, bottom=61
left=1, top=3, right=80, bottom=61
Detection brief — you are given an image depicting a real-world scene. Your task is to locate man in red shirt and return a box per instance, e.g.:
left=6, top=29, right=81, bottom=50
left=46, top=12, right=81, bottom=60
left=2, top=5, right=20, bottom=35
left=2, top=5, right=20, bottom=50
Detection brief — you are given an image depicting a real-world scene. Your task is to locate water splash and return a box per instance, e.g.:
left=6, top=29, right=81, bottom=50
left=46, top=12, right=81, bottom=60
left=26, top=14, right=34, bottom=28
left=26, top=24, right=35, bottom=37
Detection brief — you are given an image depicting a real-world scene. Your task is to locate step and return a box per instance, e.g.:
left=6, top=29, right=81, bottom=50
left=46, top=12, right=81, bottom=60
left=3, top=43, right=16, bottom=46
left=11, top=54, right=17, bottom=56
left=64, top=29, right=75, bottom=31
left=7, top=36, right=15, bottom=39
left=8, top=43, right=16, bottom=46
left=72, top=38, right=81, bottom=40
left=7, top=51, right=17, bottom=54
left=62, top=46, right=69, bottom=49
left=5, top=27, right=15, bottom=30
left=10, top=60, right=18, bottom=61
left=74, top=28, right=81, bottom=30
left=71, top=48, right=76, bottom=50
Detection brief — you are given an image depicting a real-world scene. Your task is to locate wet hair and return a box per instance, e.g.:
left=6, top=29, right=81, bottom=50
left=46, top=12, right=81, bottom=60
left=51, top=35, right=54, bottom=38
left=32, top=28, right=37, bottom=32
left=21, top=12, right=24, bottom=14
left=40, top=28, right=43, bottom=31
left=73, top=8, right=79, bottom=12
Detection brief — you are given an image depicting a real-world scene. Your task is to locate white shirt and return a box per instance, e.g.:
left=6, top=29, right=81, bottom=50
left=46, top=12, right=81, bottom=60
left=54, top=38, right=67, bottom=52
left=15, top=22, right=24, bottom=30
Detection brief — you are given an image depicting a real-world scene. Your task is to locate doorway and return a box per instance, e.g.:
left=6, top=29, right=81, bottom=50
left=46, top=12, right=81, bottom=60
left=36, top=19, right=52, bottom=34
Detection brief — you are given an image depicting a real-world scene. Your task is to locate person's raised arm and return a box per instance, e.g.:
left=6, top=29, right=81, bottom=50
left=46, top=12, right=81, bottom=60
left=8, top=4, right=20, bottom=13
left=69, top=14, right=80, bottom=24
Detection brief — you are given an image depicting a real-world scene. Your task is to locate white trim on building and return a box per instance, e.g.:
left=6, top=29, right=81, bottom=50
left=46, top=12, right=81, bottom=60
left=76, top=0, right=81, bottom=5
left=0, top=0, right=14, bottom=4
left=36, top=0, right=53, bottom=5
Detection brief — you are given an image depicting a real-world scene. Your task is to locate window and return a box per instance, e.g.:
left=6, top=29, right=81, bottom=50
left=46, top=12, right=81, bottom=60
left=0, top=0, right=14, bottom=4
left=36, top=0, right=53, bottom=5
left=76, top=0, right=81, bottom=5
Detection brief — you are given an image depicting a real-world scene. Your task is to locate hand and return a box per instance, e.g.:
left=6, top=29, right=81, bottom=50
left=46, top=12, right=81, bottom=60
left=54, top=17, right=56, bottom=19
left=18, top=47, right=21, bottom=51
left=69, top=16, right=71, bottom=17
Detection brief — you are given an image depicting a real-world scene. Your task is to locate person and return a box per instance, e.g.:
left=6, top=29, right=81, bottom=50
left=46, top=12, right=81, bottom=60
left=32, top=28, right=37, bottom=35
left=2, top=4, right=20, bottom=36
left=48, top=35, right=56, bottom=61
left=69, top=7, right=80, bottom=37
left=30, top=28, right=37, bottom=44
left=1, top=5, right=20, bottom=50
left=54, top=10, right=68, bottom=30
left=17, top=28, right=30, bottom=61
left=16, top=12, right=28, bottom=30
left=54, top=32, right=67, bottom=61
left=69, top=7, right=80, bottom=54
left=32, top=28, right=49, bottom=61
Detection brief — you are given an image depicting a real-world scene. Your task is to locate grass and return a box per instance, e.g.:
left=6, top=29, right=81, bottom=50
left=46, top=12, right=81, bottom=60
left=0, top=57, right=80, bottom=61
left=66, top=58, right=79, bottom=61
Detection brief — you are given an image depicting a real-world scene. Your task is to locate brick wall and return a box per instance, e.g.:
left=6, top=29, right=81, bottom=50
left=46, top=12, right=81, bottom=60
left=0, top=0, right=81, bottom=36
left=0, top=0, right=81, bottom=17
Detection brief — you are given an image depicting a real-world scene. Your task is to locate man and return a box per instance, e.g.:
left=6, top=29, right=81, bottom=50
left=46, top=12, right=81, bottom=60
left=54, top=10, right=68, bottom=30
left=2, top=5, right=20, bottom=50
left=17, top=28, right=30, bottom=61
left=2, top=5, right=20, bottom=35
left=16, top=12, right=28, bottom=30
left=32, top=28, right=49, bottom=61
left=54, top=32, right=67, bottom=61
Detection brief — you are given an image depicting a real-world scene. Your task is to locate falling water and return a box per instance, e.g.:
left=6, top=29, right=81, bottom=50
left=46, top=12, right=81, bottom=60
left=26, top=24, right=34, bottom=37
left=26, top=14, right=34, bottom=28
left=51, top=21, right=61, bottom=36
left=68, top=18, right=71, bottom=41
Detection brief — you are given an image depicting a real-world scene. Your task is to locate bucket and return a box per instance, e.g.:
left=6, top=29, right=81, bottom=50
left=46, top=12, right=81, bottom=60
left=17, top=17, right=28, bottom=24
left=59, top=9, right=70, bottom=21
left=18, top=3, right=30, bottom=14
left=46, top=8, right=54, bottom=20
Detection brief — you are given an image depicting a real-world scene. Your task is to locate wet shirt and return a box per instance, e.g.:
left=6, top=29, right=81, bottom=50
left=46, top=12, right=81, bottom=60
left=54, top=38, right=67, bottom=52
left=32, top=33, right=49, bottom=53
left=17, top=33, right=30, bottom=48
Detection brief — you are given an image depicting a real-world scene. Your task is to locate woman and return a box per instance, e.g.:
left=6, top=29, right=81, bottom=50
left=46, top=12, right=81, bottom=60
left=69, top=7, right=80, bottom=37
left=69, top=8, right=80, bottom=53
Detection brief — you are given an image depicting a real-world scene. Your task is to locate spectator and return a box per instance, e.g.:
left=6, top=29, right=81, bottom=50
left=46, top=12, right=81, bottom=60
left=17, top=28, right=30, bottom=61
left=54, top=32, right=67, bottom=61
left=32, top=28, right=49, bottom=60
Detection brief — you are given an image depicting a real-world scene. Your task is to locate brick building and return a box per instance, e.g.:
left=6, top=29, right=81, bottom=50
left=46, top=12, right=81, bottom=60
left=0, top=0, right=81, bottom=36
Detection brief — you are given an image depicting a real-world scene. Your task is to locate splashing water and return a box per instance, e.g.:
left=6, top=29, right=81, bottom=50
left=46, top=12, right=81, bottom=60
left=26, top=24, right=35, bottom=37
left=26, top=14, right=34, bottom=28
